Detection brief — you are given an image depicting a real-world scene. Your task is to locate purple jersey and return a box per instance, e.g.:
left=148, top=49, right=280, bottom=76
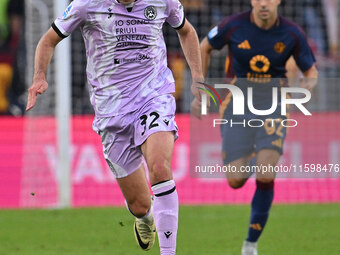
left=53, top=0, right=185, bottom=117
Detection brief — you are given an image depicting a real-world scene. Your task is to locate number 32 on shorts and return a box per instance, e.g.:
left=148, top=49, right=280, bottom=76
left=139, top=111, right=160, bottom=136
left=264, top=118, right=284, bottom=137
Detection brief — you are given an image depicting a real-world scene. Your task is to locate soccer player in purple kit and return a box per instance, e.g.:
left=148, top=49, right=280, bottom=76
left=26, top=0, right=204, bottom=254
left=196, top=0, right=318, bottom=254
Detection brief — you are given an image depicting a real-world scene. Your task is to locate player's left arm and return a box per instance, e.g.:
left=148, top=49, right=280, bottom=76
left=292, top=27, right=319, bottom=91
left=166, top=0, right=207, bottom=118
left=285, top=57, right=318, bottom=90
left=176, top=19, right=205, bottom=101
left=301, top=64, right=318, bottom=90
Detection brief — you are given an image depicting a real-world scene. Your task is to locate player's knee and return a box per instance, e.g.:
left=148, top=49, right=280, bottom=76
left=149, top=158, right=171, bottom=181
left=227, top=178, right=246, bottom=189
left=256, top=177, right=275, bottom=183
left=257, top=151, right=280, bottom=167
left=128, top=198, right=151, bottom=218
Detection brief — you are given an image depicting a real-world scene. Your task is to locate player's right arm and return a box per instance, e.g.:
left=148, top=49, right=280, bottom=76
left=200, top=17, right=232, bottom=77
left=26, top=29, right=63, bottom=111
left=26, top=0, right=89, bottom=111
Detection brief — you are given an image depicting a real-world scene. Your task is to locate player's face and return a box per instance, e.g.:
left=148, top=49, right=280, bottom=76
left=251, top=0, right=281, bottom=21
left=119, top=0, right=135, bottom=5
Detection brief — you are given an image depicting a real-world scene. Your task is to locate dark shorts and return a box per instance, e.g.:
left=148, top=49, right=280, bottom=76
left=219, top=79, right=289, bottom=164
left=221, top=112, right=287, bottom=165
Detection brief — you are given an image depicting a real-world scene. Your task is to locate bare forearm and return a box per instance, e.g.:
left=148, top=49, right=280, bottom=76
left=302, top=64, right=318, bottom=90
left=303, top=65, right=318, bottom=79
left=177, top=23, right=203, bottom=79
left=34, top=39, right=55, bottom=81
left=33, top=28, right=61, bottom=81
left=26, top=28, right=62, bottom=111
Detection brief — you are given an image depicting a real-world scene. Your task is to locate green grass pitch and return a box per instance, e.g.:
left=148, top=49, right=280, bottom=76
left=0, top=204, right=339, bottom=255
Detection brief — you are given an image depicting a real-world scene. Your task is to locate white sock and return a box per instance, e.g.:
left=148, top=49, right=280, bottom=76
left=152, top=180, right=178, bottom=255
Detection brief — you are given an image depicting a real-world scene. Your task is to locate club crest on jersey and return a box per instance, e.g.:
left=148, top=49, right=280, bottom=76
left=274, top=42, right=286, bottom=54
left=144, top=6, right=157, bottom=20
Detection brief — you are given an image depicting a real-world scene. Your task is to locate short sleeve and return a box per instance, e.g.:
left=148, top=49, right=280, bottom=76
left=292, top=28, right=316, bottom=72
left=207, top=16, right=232, bottom=50
left=166, top=0, right=185, bottom=30
left=52, top=0, right=90, bottom=38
